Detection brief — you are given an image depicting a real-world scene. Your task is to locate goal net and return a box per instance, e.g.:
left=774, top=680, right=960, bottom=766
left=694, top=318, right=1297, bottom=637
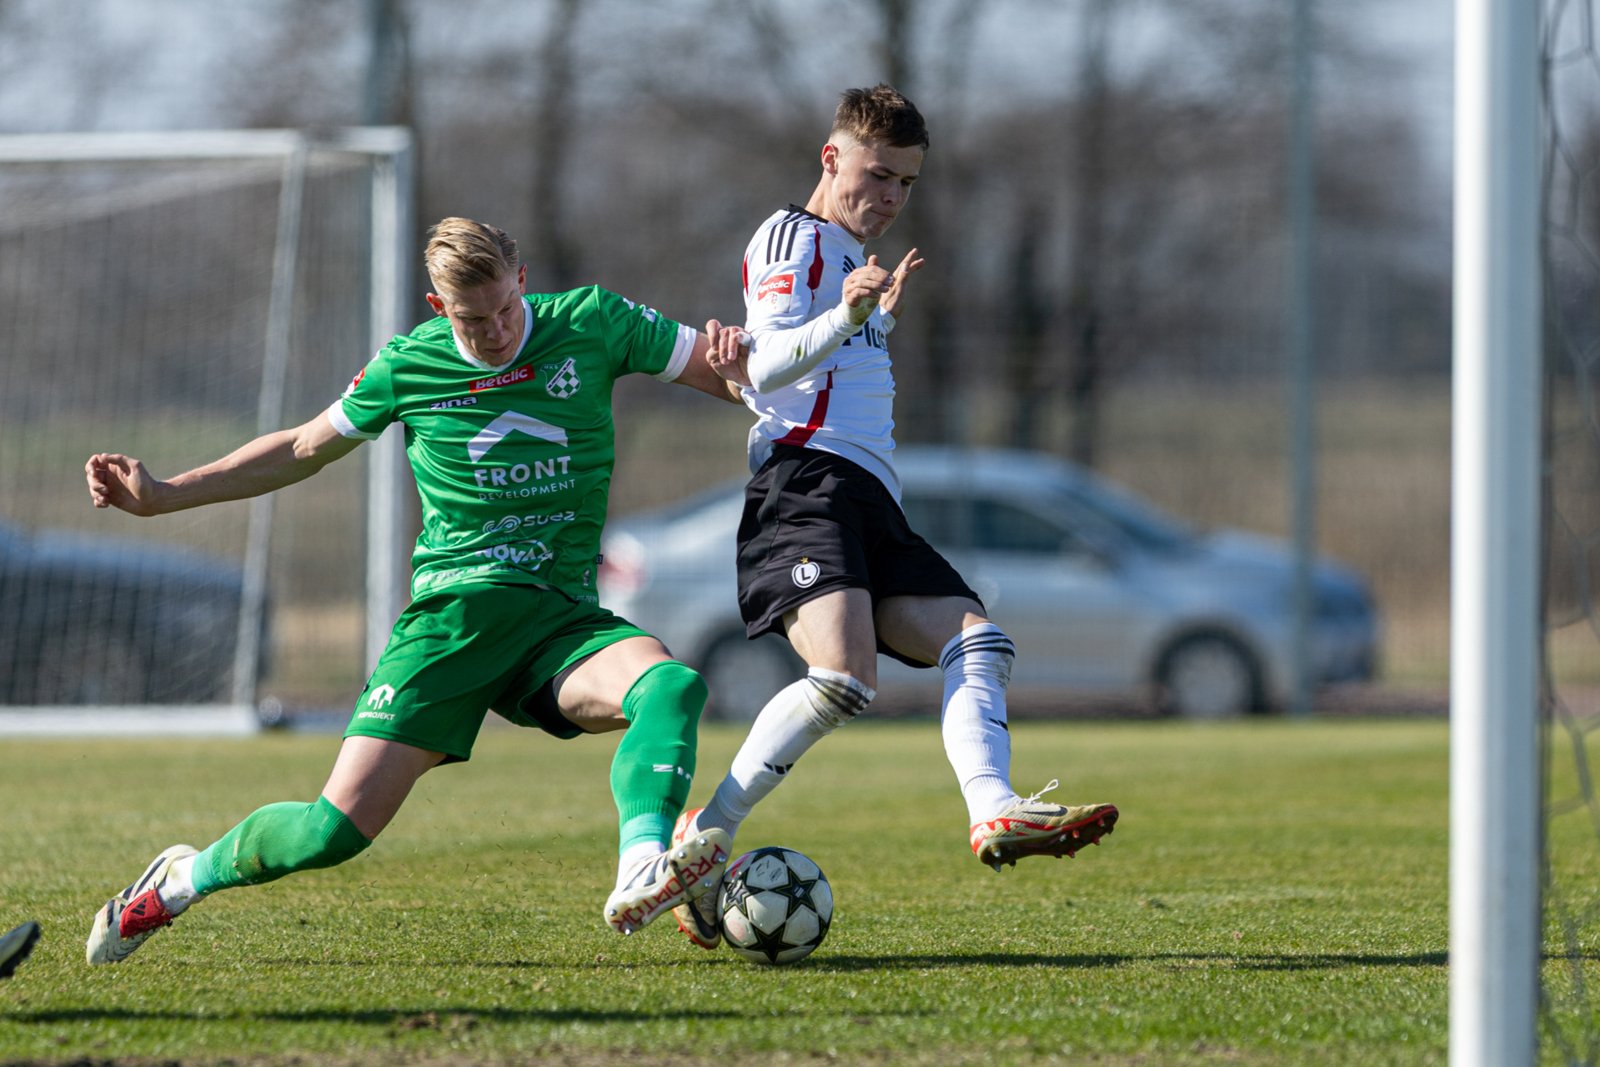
left=0, top=129, right=413, bottom=735
left=1540, top=0, right=1600, bottom=1058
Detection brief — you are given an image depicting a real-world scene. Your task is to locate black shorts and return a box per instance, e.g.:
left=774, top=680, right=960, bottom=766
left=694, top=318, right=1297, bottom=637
left=736, top=445, right=981, bottom=664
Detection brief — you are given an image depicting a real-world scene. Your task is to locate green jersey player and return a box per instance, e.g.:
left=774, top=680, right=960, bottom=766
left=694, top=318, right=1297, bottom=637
left=83, top=217, right=744, bottom=964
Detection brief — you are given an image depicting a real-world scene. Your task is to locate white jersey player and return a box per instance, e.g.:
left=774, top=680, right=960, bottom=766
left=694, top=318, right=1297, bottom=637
left=674, top=86, right=1121, bottom=952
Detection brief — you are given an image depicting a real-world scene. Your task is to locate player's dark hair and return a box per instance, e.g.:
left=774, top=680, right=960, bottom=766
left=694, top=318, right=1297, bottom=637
left=424, top=217, right=520, bottom=294
left=831, top=84, right=929, bottom=151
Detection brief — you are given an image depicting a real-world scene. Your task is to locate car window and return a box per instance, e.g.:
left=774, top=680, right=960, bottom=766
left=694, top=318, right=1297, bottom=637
left=902, top=494, right=1076, bottom=556
left=1047, top=481, right=1195, bottom=554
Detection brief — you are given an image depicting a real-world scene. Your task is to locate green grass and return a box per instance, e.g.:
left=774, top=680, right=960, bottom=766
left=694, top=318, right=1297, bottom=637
left=0, top=716, right=1563, bottom=1065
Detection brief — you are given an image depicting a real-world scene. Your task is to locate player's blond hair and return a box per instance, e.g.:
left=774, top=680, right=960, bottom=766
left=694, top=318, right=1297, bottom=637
left=424, top=217, right=520, bottom=295
left=830, top=84, right=929, bottom=152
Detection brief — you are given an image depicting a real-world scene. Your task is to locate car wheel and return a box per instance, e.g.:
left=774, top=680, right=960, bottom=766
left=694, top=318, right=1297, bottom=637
left=698, top=631, right=805, bottom=722
left=1156, top=633, right=1260, bottom=719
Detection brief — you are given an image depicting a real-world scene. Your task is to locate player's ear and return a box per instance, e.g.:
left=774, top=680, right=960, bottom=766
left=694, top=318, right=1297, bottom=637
left=516, top=263, right=527, bottom=291
left=425, top=292, right=446, bottom=316
left=821, top=143, right=839, bottom=175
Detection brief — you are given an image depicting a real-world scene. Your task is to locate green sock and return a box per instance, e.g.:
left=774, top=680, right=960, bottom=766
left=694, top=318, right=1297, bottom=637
left=611, top=660, right=705, bottom=854
left=191, top=795, right=372, bottom=895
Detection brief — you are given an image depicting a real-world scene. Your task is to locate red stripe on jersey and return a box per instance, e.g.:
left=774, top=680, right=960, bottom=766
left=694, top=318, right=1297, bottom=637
left=742, top=254, right=749, bottom=296
left=774, top=370, right=832, bottom=447
left=807, top=227, right=825, bottom=292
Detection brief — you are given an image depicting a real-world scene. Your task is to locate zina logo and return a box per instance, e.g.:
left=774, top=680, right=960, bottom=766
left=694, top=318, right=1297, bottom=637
left=366, top=684, right=396, bottom=710
left=791, top=558, right=820, bottom=589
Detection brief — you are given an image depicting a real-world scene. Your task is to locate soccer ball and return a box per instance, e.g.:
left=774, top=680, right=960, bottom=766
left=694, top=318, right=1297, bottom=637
left=717, top=846, right=833, bottom=965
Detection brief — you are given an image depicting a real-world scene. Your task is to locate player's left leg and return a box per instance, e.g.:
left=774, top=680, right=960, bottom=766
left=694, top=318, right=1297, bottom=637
left=877, top=596, right=1119, bottom=871
left=554, top=637, right=730, bottom=934
left=86, top=736, right=437, bottom=965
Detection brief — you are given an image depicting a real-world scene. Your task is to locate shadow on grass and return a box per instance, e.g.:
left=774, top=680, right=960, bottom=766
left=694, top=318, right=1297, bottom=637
left=810, top=950, right=1449, bottom=971
left=160, top=949, right=1452, bottom=973
left=9, top=1005, right=745, bottom=1026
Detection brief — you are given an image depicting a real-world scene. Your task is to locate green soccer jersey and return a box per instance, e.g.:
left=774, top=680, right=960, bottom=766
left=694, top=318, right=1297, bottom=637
left=328, top=285, right=697, bottom=602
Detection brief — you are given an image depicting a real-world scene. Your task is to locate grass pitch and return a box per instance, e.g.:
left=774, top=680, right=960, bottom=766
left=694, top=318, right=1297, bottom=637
left=0, top=717, right=1460, bottom=1065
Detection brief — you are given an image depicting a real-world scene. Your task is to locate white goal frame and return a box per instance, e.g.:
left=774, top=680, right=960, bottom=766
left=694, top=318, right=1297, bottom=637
left=0, top=128, right=414, bottom=737
left=1450, top=0, right=1542, bottom=1064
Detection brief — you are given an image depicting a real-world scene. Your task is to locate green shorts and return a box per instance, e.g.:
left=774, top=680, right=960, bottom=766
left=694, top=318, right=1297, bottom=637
left=344, top=581, right=651, bottom=762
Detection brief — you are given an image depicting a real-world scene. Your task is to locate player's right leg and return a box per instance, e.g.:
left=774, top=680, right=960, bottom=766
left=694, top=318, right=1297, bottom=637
left=86, top=737, right=441, bottom=965
left=876, top=587, right=1121, bottom=872
left=969, top=780, right=1119, bottom=869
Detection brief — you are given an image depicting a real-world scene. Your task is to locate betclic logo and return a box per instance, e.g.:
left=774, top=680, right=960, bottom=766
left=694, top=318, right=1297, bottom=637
left=471, top=366, right=533, bottom=392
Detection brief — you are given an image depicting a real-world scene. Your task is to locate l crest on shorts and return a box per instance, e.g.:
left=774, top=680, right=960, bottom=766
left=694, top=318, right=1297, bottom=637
left=791, top=558, right=821, bottom=588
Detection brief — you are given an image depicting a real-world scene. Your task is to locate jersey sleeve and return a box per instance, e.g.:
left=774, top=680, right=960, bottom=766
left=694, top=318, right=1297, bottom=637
left=327, top=349, right=397, bottom=440
left=741, top=220, right=861, bottom=393
left=744, top=217, right=823, bottom=332
left=592, top=287, right=697, bottom=383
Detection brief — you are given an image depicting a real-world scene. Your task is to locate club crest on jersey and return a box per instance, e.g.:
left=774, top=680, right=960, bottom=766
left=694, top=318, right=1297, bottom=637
left=544, top=358, right=581, bottom=399
left=791, top=558, right=821, bottom=589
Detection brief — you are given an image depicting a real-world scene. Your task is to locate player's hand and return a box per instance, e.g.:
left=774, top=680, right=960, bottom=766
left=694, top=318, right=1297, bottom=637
left=85, top=453, right=162, bottom=516
left=841, top=256, right=895, bottom=326
left=704, top=319, right=752, bottom=387
left=879, top=247, right=925, bottom=320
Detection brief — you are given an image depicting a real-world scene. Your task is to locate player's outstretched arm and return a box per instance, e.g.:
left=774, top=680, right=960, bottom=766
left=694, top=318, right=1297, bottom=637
left=86, top=411, right=361, bottom=517
left=671, top=320, right=750, bottom=403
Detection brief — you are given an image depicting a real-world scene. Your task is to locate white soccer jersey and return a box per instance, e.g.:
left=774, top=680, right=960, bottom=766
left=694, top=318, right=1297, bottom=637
left=740, top=206, right=902, bottom=500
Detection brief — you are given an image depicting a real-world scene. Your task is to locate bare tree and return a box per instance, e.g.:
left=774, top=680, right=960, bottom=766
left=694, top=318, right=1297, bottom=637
left=1062, top=0, right=1114, bottom=468
left=1003, top=204, right=1051, bottom=451
left=526, top=0, right=583, bottom=291
left=363, top=0, right=413, bottom=127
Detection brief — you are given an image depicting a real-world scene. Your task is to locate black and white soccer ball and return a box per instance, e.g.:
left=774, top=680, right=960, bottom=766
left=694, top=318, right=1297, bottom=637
left=717, top=846, right=833, bottom=965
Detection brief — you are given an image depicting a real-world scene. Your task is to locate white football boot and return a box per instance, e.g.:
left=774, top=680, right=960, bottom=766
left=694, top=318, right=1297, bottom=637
left=86, top=844, right=198, bottom=965
left=603, top=827, right=730, bottom=935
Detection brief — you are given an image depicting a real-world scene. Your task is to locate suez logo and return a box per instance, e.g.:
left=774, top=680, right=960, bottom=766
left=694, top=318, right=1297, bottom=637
left=483, top=512, right=576, bottom=534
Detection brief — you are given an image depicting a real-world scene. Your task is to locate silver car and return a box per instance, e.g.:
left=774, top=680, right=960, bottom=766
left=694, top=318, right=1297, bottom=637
left=599, top=446, right=1377, bottom=719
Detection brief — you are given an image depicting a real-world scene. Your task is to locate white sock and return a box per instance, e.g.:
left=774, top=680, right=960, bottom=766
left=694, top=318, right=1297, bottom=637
left=941, top=623, right=1021, bottom=824
left=157, top=854, right=202, bottom=916
left=616, top=842, right=664, bottom=887
left=698, top=667, right=874, bottom=840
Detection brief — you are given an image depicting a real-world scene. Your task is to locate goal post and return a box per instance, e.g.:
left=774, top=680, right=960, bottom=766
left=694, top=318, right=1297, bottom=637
left=0, top=127, right=414, bottom=736
left=1450, top=0, right=1542, bottom=1063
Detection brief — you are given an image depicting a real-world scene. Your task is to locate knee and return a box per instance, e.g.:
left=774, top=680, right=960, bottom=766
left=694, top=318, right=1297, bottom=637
left=621, top=660, right=708, bottom=724
left=941, top=623, right=1016, bottom=686
left=805, top=667, right=875, bottom=729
